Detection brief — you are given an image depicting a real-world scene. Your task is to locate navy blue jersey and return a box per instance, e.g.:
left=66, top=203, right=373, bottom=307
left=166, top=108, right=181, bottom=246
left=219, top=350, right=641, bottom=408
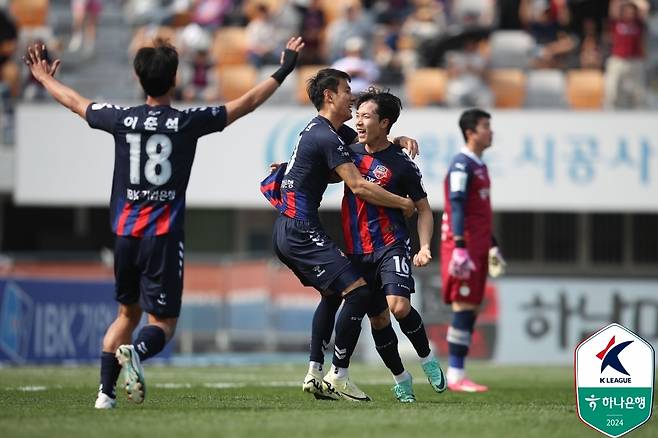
left=278, top=115, right=355, bottom=224
left=86, top=103, right=227, bottom=237
left=341, top=143, right=426, bottom=254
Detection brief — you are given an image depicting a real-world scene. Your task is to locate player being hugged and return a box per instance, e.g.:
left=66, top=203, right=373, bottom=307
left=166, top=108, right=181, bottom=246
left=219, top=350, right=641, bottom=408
left=23, top=36, right=304, bottom=409
left=440, top=109, right=506, bottom=392
left=341, top=88, right=447, bottom=402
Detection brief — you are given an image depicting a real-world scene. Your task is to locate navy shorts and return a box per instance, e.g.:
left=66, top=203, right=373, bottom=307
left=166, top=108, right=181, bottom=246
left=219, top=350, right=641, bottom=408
left=349, top=241, right=416, bottom=317
left=114, top=230, right=184, bottom=318
left=273, top=215, right=361, bottom=294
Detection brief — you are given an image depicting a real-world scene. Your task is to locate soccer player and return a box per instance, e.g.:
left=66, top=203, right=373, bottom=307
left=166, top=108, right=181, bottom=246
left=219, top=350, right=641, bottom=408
left=440, top=109, right=506, bottom=392
left=340, top=88, right=447, bottom=403
left=263, top=68, right=416, bottom=401
left=23, top=37, right=304, bottom=409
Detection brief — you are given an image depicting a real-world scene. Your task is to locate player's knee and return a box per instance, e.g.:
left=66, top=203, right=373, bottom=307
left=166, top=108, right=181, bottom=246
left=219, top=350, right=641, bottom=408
left=388, top=298, right=411, bottom=320
left=147, top=315, right=178, bottom=341
left=369, top=310, right=390, bottom=330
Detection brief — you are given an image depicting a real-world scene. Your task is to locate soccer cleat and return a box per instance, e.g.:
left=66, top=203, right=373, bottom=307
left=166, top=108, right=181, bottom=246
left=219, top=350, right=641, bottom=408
left=448, top=377, right=488, bottom=393
left=94, top=391, right=117, bottom=409
left=322, top=372, right=372, bottom=402
left=303, top=369, right=339, bottom=400
left=115, top=345, right=146, bottom=403
left=421, top=358, right=447, bottom=393
left=392, top=376, right=416, bottom=403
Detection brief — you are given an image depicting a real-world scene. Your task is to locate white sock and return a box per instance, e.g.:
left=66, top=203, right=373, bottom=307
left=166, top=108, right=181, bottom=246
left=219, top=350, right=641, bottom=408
left=330, top=365, right=348, bottom=379
left=393, top=370, right=411, bottom=384
left=447, top=367, right=465, bottom=383
left=309, top=361, right=323, bottom=373
left=420, top=352, right=434, bottom=365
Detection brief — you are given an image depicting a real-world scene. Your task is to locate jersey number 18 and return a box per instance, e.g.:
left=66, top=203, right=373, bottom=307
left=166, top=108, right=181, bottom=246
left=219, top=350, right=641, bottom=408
left=126, top=133, right=172, bottom=186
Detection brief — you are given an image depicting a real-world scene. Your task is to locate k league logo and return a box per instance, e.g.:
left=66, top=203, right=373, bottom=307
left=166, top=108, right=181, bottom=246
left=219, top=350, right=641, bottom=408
left=575, top=323, right=655, bottom=438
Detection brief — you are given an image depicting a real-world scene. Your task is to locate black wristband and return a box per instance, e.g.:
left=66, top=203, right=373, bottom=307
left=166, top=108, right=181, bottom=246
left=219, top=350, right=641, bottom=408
left=455, top=238, right=466, bottom=248
left=271, top=49, right=298, bottom=84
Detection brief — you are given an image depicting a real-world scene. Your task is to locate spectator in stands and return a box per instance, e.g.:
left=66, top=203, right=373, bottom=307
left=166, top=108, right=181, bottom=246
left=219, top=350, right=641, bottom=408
left=331, top=37, right=380, bottom=94
left=0, top=10, right=18, bottom=144
left=520, top=0, right=576, bottom=69
left=297, top=0, right=326, bottom=65
left=122, top=0, right=186, bottom=26
left=191, top=0, right=232, bottom=30
left=579, top=17, right=603, bottom=69
left=246, top=3, right=280, bottom=68
left=604, top=0, right=648, bottom=108
left=178, top=24, right=218, bottom=102
left=398, top=4, right=445, bottom=71
left=325, top=2, right=375, bottom=63
left=445, top=36, right=493, bottom=108
left=69, top=0, right=102, bottom=54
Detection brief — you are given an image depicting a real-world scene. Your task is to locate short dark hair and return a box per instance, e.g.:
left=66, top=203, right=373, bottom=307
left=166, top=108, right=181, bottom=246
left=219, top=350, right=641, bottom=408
left=459, top=108, right=491, bottom=141
left=356, top=87, right=402, bottom=134
left=306, top=68, right=351, bottom=110
left=133, top=39, right=178, bottom=98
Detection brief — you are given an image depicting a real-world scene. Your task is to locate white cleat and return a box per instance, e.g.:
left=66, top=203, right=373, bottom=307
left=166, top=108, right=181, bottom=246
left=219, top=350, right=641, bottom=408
left=303, top=369, right=339, bottom=400
left=322, top=372, right=372, bottom=402
left=115, top=345, right=146, bottom=404
left=94, top=392, right=117, bottom=409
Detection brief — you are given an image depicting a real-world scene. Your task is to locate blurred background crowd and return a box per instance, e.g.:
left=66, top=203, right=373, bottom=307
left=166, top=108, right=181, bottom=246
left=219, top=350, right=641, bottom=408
left=1, top=0, right=658, bottom=145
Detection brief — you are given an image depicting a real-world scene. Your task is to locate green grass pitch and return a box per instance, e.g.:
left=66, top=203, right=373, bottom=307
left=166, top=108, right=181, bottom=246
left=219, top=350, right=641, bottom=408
left=1, top=363, right=655, bottom=438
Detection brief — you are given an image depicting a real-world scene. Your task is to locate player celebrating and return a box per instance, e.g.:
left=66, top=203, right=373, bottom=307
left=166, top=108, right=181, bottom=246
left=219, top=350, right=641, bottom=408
left=23, top=37, right=304, bottom=409
left=440, top=109, right=506, bottom=392
left=341, top=88, right=447, bottom=402
left=262, top=68, right=416, bottom=401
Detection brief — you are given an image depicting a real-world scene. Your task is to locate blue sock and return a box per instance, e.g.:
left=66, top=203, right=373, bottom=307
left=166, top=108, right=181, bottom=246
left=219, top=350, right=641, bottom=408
left=371, top=323, right=404, bottom=376
left=100, top=351, right=121, bottom=398
left=397, top=307, right=431, bottom=358
left=447, top=310, right=476, bottom=370
left=133, top=325, right=166, bottom=361
left=310, top=294, right=341, bottom=365
left=332, top=285, right=370, bottom=369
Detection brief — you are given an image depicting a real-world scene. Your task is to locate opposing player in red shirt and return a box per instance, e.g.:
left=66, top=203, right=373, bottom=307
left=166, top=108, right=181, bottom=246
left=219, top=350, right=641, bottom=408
left=440, top=109, right=505, bottom=392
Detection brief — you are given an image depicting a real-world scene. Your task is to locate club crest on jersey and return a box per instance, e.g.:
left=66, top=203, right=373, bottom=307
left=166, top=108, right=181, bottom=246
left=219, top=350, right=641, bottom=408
left=373, top=165, right=389, bottom=180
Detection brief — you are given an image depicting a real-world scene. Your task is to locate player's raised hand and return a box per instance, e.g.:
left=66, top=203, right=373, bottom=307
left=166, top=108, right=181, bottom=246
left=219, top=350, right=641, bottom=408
left=23, top=44, right=61, bottom=83
left=283, top=36, right=305, bottom=56
left=413, top=247, right=432, bottom=267
left=395, top=136, right=419, bottom=159
left=271, top=37, right=304, bottom=84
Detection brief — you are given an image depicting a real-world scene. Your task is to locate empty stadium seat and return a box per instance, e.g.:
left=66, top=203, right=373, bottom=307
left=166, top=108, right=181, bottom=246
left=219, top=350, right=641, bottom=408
left=212, top=27, right=248, bottom=65
left=489, top=31, right=536, bottom=69
left=295, top=65, right=327, bottom=104
left=405, top=68, right=447, bottom=107
left=217, top=65, right=258, bottom=101
left=489, top=69, right=526, bottom=108
left=525, top=69, right=567, bottom=108
left=566, top=69, right=604, bottom=109
left=10, top=0, right=49, bottom=28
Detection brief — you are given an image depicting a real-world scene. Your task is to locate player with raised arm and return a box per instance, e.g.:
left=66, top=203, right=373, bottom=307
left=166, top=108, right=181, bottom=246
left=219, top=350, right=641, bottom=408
left=340, top=88, right=446, bottom=402
left=23, top=37, right=304, bottom=409
left=440, top=109, right=506, bottom=393
left=261, top=68, right=416, bottom=402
